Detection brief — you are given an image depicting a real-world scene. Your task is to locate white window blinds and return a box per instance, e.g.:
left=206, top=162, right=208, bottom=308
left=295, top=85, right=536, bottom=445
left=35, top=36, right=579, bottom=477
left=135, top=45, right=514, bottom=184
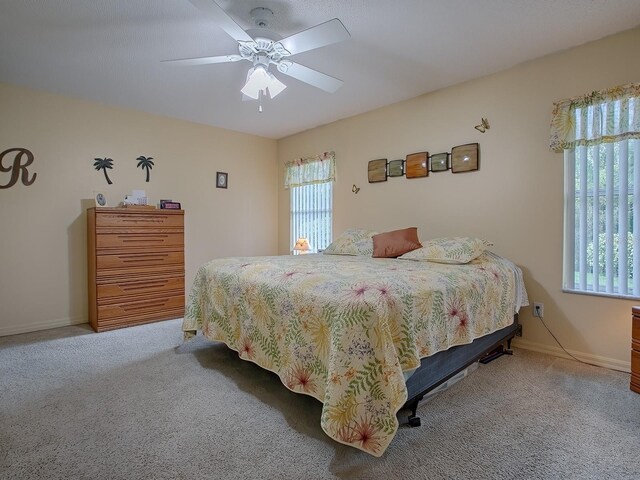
left=290, top=182, right=333, bottom=253
left=553, top=83, right=640, bottom=297
left=286, top=151, right=335, bottom=253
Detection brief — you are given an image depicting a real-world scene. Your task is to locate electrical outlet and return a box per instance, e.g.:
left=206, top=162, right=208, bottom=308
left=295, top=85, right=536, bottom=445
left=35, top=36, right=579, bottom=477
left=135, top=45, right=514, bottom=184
left=533, top=302, right=544, bottom=318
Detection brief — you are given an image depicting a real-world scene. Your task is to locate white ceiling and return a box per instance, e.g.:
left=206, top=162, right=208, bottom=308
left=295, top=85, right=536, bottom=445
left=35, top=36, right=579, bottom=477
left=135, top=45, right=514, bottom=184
left=1, top=0, right=639, bottom=139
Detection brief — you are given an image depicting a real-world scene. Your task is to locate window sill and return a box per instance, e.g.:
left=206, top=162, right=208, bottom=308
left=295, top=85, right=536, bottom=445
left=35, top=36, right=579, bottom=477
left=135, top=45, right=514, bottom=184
left=563, top=288, right=640, bottom=301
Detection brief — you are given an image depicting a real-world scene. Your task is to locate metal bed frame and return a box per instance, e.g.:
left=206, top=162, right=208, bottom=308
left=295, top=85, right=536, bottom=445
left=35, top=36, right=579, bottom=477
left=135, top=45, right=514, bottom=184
left=402, top=315, right=522, bottom=426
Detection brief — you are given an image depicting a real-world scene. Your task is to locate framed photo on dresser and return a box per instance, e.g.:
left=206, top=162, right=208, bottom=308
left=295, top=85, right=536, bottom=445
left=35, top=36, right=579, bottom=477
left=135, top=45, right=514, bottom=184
left=94, top=192, right=108, bottom=207
left=160, top=200, right=181, bottom=210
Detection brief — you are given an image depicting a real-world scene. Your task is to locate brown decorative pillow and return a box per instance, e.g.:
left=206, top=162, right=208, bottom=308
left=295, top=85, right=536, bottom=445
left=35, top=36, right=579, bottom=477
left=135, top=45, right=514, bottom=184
left=372, top=227, right=422, bottom=258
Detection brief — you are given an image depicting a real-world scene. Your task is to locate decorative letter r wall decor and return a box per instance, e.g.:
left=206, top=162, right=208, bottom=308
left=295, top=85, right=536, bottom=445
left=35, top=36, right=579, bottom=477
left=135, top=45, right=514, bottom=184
left=0, top=148, right=37, bottom=189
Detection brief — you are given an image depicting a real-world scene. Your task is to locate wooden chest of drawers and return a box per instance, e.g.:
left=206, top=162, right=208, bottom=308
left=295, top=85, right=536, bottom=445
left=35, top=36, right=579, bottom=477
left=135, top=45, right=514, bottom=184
left=87, top=207, right=185, bottom=332
left=633, top=307, right=640, bottom=393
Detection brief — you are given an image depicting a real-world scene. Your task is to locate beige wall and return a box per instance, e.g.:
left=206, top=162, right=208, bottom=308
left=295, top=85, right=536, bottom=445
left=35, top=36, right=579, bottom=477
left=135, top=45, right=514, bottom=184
left=277, top=27, right=640, bottom=370
left=3, top=28, right=639, bottom=369
left=0, top=83, right=278, bottom=336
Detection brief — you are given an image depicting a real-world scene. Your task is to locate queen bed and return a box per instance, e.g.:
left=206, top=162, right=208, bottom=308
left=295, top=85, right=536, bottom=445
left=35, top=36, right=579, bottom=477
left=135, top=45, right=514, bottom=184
left=182, top=232, right=528, bottom=457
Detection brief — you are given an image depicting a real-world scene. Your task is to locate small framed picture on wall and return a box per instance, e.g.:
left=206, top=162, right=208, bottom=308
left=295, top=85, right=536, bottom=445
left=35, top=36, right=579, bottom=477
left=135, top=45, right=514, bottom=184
left=216, top=171, right=228, bottom=189
left=430, top=153, right=449, bottom=172
left=387, top=159, right=405, bottom=177
left=368, top=159, right=388, bottom=183
left=405, top=152, right=428, bottom=178
left=451, top=143, right=479, bottom=173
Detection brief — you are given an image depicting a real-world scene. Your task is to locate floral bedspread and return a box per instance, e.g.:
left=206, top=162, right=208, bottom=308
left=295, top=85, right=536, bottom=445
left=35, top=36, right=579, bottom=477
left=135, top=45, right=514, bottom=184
left=182, top=252, right=526, bottom=456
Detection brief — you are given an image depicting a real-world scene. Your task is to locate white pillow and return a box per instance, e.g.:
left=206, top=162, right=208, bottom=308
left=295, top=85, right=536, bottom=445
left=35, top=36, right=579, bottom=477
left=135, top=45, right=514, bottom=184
left=398, top=237, right=492, bottom=264
left=323, top=228, right=378, bottom=256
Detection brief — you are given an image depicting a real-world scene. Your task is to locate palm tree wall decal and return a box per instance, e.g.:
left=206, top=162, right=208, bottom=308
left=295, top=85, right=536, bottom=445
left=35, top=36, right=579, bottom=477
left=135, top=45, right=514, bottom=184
left=136, top=156, right=154, bottom=182
left=93, top=157, right=114, bottom=185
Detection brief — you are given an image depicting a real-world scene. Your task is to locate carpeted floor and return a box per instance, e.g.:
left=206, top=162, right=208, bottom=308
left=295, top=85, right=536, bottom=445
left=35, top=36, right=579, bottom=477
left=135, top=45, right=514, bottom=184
left=1, top=319, right=638, bottom=480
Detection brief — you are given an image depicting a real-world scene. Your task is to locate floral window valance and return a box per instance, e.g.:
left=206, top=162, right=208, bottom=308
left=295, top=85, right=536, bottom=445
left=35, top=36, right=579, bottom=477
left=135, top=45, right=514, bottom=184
left=284, top=151, right=336, bottom=188
left=550, top=82, right=640, bottom=152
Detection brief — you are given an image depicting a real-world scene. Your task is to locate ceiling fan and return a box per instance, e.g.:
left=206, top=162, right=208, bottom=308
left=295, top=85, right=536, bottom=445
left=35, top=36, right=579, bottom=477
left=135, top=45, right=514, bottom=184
left=164, top=0, right=351, bottom=108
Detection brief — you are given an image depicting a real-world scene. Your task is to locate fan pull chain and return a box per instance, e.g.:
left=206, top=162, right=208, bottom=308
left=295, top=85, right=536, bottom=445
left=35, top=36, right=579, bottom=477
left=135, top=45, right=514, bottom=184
left=258, top=90, right=263, bottom=113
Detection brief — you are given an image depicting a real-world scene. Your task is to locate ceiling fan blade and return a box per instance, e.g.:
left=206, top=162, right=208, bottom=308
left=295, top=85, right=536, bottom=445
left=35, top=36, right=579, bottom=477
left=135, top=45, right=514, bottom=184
left=277, top=19, right=350, bottom=56
left=162, top=54, right=243, bottom=66
left=278, top=62, right=343, bottom=93
left=188, top=0, right=253, bottom=43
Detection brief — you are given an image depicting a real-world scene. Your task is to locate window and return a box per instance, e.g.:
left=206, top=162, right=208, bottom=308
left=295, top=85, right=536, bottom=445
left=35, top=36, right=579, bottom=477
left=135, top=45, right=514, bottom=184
left=565, top=138, right=640, bottom=296
left=552, top=83, right=640, bottom=297
left=285, top=151, right=335, bottom=253
left=290, top=182, right=332, bottom=253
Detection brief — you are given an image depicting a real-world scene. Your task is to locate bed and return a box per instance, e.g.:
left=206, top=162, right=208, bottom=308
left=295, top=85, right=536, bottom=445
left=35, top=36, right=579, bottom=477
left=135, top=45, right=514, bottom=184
left=182, top=250, right=528, bottom=456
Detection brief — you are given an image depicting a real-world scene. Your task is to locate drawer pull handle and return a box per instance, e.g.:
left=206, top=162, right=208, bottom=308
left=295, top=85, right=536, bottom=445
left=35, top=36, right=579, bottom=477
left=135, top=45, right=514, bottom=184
left=122, top=258, right=165, bottom=261
left=119, top=234, right=168, bottom=238
left=118, top=217, right=170, bottom=224
left=119, top=254, right=170, bottom=263
left=121, top=281, right=169, bottom=291
left=120, top=235, right=169, bottom=241
left=122, top=301, right=168, bottom=311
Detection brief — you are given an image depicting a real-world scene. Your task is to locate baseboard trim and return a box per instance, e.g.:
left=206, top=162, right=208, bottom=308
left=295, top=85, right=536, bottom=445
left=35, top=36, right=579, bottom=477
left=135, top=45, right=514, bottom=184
left=0, top=316, right=87, bottom=337
left=513, top=338, right=631, bottom=373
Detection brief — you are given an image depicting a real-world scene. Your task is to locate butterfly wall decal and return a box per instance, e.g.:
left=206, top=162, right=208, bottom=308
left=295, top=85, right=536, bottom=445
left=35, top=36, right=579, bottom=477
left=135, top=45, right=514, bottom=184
left=474, top=118, right=490, bottom=133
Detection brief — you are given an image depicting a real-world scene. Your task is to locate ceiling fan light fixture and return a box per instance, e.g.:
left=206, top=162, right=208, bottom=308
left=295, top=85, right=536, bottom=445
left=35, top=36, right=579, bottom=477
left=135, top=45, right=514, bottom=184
left=241, top=64, right=287, bottom=100
left=267, top=72, right=286, bottom=98
left=241, top=65, right=269, bottom=99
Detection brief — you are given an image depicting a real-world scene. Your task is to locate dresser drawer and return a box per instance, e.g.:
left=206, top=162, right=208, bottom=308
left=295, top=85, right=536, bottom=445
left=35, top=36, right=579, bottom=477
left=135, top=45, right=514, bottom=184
left=633, top=315, right=640, bottom=350
left=97, top=232, right=184, bottom=250
left=95, top=310, right=185, bottom=331
left=97, top=251, right=184, bottom=270
left=98, top=294, right=185, bottom=321
left=97, top=275, right=184, bottom=301
left=96, top=211, right=183, bottom=229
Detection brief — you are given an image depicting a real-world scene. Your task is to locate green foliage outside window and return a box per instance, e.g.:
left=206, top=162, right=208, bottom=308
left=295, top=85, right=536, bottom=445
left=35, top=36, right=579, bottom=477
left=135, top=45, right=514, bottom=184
left=585, top=231, right=634, bottom=281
